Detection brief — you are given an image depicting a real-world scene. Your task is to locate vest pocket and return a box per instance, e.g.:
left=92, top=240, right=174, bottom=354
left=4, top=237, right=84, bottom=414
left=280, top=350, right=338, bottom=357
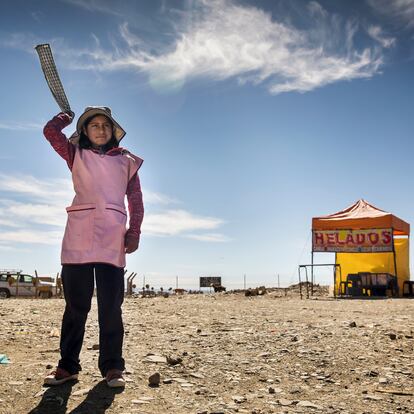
left=101, top=204, right=127, bottom=252
left=63, top=204, right=96, bottom=251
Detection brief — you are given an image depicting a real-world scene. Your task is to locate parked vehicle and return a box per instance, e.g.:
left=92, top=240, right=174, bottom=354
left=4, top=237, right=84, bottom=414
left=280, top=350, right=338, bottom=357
left=0, top=269, right=56, bottom=298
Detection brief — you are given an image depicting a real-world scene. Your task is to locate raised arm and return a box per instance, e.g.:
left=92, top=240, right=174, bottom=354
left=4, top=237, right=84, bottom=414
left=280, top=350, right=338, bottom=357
left=43, top=112, right=76, bottom=170
left=125, top=172, right=144, bottom=253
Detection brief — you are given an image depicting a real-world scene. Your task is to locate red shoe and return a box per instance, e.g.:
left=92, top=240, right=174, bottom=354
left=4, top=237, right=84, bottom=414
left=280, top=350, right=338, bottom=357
left=44, top=367, right=78, bottom=386
left=105, top=369, right=125, bottom=388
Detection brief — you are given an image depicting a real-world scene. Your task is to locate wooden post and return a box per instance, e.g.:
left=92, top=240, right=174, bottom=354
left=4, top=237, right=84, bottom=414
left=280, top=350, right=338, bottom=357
left=130, top=273, right=137, bottom=295
left=34, top=270, right=40, bottom=298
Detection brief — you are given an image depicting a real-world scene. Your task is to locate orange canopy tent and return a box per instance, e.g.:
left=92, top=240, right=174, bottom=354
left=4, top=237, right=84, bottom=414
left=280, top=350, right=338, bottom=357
left=312, top=199, right=410, bottom=296
left=313, top=199, right=409, bottom=236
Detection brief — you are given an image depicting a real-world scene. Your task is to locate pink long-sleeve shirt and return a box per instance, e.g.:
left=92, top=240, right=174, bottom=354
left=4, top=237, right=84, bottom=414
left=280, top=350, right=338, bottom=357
left=43, top=112, right=144, bottom=240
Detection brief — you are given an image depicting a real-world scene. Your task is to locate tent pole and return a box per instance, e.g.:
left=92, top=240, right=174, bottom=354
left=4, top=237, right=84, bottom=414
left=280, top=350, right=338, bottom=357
left=311, top=243, right=314, bottom=296
left=334, top=264, right=339, bottom=299
left=392, top=230, right=398, bottom=297
left=335, top=252, right=338, bottom=297
left=338, top=263, right=342, bottom=298
left=305, top=266, right=309, bottom=299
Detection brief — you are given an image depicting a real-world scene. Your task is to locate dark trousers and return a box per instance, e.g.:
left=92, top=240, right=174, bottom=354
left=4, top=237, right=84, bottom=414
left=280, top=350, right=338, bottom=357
left=58, top=263, right=125, bottom=377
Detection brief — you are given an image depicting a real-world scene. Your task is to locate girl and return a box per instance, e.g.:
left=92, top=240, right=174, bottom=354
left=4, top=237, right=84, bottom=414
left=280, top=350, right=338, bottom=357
left=42, top=107, right=144, bottom=388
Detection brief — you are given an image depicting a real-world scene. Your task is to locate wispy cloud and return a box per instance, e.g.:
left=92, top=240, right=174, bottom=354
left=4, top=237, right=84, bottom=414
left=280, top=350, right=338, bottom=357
left=31, top=11, right=44, bottom=24
left=0, top=31, right=44, bottom=53
left=367, top=25, right=396, bottom=48
left=0, top=201, right=65, bottom=227
left=66, top=0, right=388, bottom=94
left=61, top=0, right=124, bottom=17
left=0, top=121, right=43, bottom=131
left=0, top=174, right=71, bottom=245
left=0, top=174, right=228, bottom=245
left=0, top=230, right=62, bottom=245
left=144, top=190, right=178, bottom=205
left=367, top=0, right=414, bottom=28
left=0, top=243, right=28, bottom=252
left=185, top=233, right=231, bottom=242
left=0, top=174, right=73, bottom=204
left=2, top=1, right=391, bottom=95
left=142, top=209, right=224, bottom=237
left=0, top=0, right=394, bottom=94
left=0, top=218, right=22, bottom=228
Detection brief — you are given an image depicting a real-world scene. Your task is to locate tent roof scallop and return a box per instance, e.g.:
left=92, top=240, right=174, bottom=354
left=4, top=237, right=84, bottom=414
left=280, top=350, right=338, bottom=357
left=312, top=199, right=410, bottom=236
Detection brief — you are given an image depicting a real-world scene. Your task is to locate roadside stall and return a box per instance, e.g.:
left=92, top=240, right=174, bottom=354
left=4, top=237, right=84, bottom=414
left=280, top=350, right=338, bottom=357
left=311, top=199, right=410, bottom=297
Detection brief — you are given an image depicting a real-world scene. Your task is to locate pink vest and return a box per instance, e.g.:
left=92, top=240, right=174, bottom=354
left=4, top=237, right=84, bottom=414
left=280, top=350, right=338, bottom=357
left=61, top=147, right=143, bottom=268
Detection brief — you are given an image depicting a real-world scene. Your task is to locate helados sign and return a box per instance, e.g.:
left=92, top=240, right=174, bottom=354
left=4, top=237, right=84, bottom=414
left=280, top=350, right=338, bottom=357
left=312, top=228, right=393, bottom=253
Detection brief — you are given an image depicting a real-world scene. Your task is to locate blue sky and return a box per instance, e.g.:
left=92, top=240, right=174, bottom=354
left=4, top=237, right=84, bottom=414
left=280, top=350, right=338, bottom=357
left=0, top=0, right=414, bottom=289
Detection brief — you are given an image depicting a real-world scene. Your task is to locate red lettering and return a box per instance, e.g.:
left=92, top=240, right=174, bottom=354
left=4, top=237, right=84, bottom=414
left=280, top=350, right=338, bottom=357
left=356, top=234, right=365, bottom=245
left=382, top=230, right=392, bottom=245
left=314, top=232, right=324, bottom=245
left=327, top=233, right=336, bottom=244
left=345, top=234, right=355, bottom=245
left=335, top=233, right=345, bottom=245
left=368, top=232, right=379, bottom=244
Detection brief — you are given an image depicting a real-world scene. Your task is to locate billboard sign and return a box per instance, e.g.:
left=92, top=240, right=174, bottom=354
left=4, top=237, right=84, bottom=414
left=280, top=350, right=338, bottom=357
left=200, top=276, right=222, bottom=287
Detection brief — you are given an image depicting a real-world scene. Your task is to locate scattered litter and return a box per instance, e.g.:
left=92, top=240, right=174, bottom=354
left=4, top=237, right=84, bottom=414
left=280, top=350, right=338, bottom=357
left=143, top=354, right=167, bottom=363
left=375, top=388, right=414, bottom=396
left=0, top=354, right=10, bottom=364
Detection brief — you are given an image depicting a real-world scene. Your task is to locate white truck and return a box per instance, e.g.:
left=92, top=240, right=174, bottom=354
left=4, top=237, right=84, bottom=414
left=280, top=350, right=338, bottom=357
left=0, top=269, right=56, bottom=298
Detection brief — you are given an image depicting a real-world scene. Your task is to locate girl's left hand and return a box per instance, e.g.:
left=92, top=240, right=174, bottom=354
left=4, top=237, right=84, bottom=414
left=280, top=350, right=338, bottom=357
left=125, top=233, right=139, bottom=253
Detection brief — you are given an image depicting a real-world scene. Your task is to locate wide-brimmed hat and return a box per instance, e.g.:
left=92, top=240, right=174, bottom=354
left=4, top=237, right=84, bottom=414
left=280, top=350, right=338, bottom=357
left=69, top=106, right=126, bottom=144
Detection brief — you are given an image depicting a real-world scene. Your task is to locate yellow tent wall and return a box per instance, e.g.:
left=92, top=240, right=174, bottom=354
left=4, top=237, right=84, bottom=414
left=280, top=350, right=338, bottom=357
left=335, top=237, right=409, bottom=296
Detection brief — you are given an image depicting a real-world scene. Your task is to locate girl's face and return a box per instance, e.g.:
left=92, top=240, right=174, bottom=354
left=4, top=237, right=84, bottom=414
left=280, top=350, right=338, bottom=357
left=84, top=115, right=113, bottom=147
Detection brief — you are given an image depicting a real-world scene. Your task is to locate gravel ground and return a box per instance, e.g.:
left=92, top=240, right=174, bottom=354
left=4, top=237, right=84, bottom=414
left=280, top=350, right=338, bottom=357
left=0, top=291, right=414, bottom=414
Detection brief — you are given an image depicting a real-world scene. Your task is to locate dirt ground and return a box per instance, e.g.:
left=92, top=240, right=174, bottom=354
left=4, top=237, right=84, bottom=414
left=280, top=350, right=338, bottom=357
left=1, top=290, right=414, bottom=414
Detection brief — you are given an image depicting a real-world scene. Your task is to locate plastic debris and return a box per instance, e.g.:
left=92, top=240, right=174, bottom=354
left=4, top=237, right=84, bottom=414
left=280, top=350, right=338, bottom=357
left=0, top=354, right=10, bottom=364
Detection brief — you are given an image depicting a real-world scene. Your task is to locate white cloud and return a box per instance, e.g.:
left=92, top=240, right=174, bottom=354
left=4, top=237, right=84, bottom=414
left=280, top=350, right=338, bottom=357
left=308, top=1, right=328, bottom=18
left=61, top=0, right=124, bottom=17
left=0, top=243, right=27, bottom=252
left=0, top=218, right=22, bottom=228
left=142, top=209, right=224, bottom=237
left=367, top=25, right=396, bottom=48
left=31, top=11, right=44, bottom=23
left=112, top=0, right=386, bottom=94
left=0, top=174, right=73, bottom=204
left=0, top=230, right=62, bottom=245
left=0, top=174, right=228, bottom=245
left=144, top=190, right=178, bottom=205
left=185, top=233, right=231, bottom=242
left=0, top=121, right=43, bottom=131
left=0, top=32, right=38, bottom=52
left=0, top=175, right=72, bottom=241
left=0, top=201, right=65, bottom=227
left=367, top=0, right=414, bottom=28
left=2, top=1, right=392, bottom=94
